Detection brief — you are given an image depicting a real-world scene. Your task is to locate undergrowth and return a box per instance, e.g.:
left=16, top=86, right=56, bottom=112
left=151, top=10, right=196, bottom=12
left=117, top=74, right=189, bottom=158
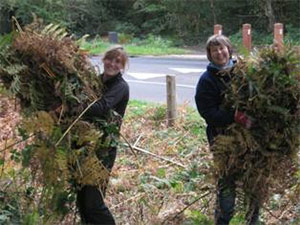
left=0, top=99, right=299, bottom=224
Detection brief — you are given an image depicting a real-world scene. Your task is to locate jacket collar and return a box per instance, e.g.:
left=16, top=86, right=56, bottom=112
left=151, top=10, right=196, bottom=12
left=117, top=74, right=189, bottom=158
left=101, top=72, right=122, bottom=85
left=207, top=59, right=235, bottom=76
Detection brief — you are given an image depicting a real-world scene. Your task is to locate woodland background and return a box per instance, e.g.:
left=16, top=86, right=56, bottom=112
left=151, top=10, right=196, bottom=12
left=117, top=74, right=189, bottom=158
left=0, top=0, right=299, bottom=45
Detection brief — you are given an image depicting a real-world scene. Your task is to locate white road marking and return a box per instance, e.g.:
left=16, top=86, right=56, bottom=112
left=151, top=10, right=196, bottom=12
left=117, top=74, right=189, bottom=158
left=127, top=68, right=204, bottom=80
left=169, top=68, right=205, bottom=73
left=127, top=72, right=166, bottom=80
left=158, top=54, right=207, bottom=60
left=125, top=79, right=195, bottom=89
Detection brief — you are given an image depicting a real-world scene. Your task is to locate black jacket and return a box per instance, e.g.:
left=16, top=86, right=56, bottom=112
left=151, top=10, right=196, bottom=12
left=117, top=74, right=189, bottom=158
left=195, top=63, right=234, bottom=145
left=85, top=73, right=129, bottom=121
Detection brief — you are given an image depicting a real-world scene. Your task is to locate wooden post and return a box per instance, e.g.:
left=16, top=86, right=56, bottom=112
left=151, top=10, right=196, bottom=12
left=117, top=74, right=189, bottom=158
left=214, top=24, right=222, bottom=35
left=274, top=23, right=284, bottom=50
left=166, top=75, right=176, bottom=127
left=242, top=24, right=252, bottom=51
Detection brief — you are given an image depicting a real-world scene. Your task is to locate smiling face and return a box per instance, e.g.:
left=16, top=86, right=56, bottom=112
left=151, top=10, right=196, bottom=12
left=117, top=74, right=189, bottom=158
left=103, top=55, right=124, bottom=77
left=102, top=47, right=128, bottom=78
left=206, top=35, right=233, bottom=67
left=210, top=44, right=230, bottom=67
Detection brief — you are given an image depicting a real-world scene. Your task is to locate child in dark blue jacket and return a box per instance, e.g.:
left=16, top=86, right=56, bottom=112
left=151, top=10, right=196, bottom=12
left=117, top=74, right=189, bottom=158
left=195, top=34, right=258, bottom=225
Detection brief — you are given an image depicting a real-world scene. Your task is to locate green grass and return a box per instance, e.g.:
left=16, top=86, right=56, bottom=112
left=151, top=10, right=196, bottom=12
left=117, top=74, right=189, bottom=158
left=80, top=34, right=191, bottom=56
left=117, top=99, right=214, bottom=223
left=124, top=99, right=157, bottom=118
left=1, top=97, right=298, bottom=224
left=124, top=44, right=187, bottom=56
left=81, top=28, right=300, bottom=56
left=125, top=99, right=207, bottom=142
left=80, top=38, right=110, bottom=55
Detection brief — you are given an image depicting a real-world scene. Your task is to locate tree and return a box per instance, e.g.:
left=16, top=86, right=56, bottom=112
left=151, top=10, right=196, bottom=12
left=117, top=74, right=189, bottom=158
left=263, top=0, right=275, bottom=32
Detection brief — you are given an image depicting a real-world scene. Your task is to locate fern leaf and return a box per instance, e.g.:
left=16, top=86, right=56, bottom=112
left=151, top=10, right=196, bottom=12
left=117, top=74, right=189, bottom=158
left=41, top=23, right=54, bottom=35
left=48, top=24, right=61, bottom=36
left=76, top=34, right=90, bottom=46
left=10, top=75, right=22, bottom=94
left=57, top=32, right=68, bottom=41
left=73, top=153, right=110, bottom=187
left=29, top=81, right=45, bottom=110
left=53, top=27, right=67, bottom=40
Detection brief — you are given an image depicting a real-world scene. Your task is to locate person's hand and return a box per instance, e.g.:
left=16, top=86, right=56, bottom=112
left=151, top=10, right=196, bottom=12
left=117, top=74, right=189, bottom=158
left=234, top=111, right=253, bottom=129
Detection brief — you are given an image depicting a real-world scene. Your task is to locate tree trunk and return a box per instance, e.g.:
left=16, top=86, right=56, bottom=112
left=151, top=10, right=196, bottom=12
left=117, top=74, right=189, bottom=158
left=264, top=0, right=275, bottom=32
left=209, top=0, right=217, bottom=25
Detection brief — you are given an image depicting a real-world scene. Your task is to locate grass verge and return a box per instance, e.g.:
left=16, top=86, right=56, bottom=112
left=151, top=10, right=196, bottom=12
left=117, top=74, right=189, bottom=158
left=80, top=35, right=191, bottom=56
left=1, top=98, right=299, bottom=224
left=107, top=100, right=300, bottom=225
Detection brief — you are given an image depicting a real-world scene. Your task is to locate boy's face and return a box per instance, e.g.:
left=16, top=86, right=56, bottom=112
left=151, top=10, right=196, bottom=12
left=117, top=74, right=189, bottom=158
left=210, top=44, right=230, bottom=66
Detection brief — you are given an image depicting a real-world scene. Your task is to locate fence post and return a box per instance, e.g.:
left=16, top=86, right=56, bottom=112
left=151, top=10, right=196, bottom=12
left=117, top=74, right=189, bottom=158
left=242, top=24, right=252, bottom=51
left=274, top=23, right=284, bottom=50
left=166, top=75, right=176, bottom=127
left=214, top=24, right=222, bottom=35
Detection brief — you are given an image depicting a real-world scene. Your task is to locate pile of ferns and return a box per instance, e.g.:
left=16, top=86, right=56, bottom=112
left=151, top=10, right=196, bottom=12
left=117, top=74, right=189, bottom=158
left=212, top=47, right=300, bottom=206
left=0, top=18, right=114, bottom=219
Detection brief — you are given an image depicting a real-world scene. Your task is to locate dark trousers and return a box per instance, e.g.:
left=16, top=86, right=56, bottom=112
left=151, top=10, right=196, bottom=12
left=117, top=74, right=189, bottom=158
left=77, top=148, right=117, bottom=225
left=214, top=175, right=260, bottom=225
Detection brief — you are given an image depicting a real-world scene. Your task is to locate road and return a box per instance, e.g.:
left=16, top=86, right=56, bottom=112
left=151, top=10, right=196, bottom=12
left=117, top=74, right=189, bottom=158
left=90, top=55, right=209, bottom=107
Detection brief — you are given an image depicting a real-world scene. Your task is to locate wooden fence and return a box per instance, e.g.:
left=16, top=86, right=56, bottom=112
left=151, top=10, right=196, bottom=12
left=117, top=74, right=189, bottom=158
left=214, top=23, right=284, bottom=50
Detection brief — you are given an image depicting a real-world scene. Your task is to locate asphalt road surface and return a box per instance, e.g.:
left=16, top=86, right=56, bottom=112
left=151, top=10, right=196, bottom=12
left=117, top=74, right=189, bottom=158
left=90, top=55, right=209, bottom=107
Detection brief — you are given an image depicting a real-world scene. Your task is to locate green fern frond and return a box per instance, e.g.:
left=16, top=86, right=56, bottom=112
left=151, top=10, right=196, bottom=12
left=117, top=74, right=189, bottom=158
left=9, top=75, right=22, bottom=94
left=22, top=111, right=55, bottom=137
left=214, top=46, right=300, bottom=202
left=5, top=64, right=27, bottom=76
left=55, top=147, right=70, bottom=180
left=0, top=19, right=105, bottom=220
left=67, top=85, right=80, bottom=103
left=72, top=121, right=102, bottom=148
left=29, top=81, right=45, bottom=110
left=36, top=111, right=55, bottom=135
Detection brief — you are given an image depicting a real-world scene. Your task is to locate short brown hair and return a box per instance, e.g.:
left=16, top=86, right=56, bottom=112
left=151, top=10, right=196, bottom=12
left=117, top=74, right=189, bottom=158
left=103, top=45, right=129, bottom=69
left=206, top=34, right=233, bottom=62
